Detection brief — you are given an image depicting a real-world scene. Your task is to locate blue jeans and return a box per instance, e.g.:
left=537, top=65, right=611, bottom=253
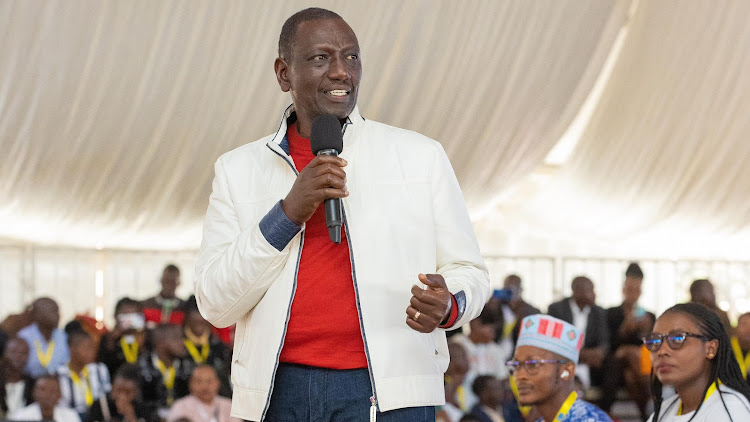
left=263, top=363, right=435, bottom=422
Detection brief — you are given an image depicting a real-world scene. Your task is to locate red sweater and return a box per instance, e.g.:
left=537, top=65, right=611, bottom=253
left=278, top=123, right=368, bottom=369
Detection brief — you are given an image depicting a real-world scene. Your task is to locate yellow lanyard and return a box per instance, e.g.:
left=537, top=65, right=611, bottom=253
left=456, top=385, right=467, bottom=411
left=184, top=339, right=210, bottom=363
left=731, top=337, right=750, bottom=379
left=553, top=391, right=578, bottom=421
left=677, top=381, right=720, bottom=415
left=69, top=366, right=94, bottom=406
left=120, top=337, right=139, bottom=363
left=34, top=340, right=55, bottom=368
left=155, top=359, right=176, bottom=404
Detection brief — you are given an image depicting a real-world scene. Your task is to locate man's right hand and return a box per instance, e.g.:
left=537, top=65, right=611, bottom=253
left=282, top=155, right=348, bottom=225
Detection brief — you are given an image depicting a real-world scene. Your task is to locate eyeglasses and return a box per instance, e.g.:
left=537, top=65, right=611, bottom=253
left=505, top=359, right=568, bottom=375
left=642, top=331, right=710, bottom=352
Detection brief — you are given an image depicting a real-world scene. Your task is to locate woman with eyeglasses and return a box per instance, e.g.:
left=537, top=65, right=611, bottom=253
left=644, top=303, right=750, bottom=421
left=507, top=315, right=612, bottom=422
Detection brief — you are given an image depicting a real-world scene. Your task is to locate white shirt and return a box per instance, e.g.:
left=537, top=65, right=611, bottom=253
left=452, top=334, right=512, bottom=411
left=9, top=403, right=81, bottom=422
left=569, top=299, right=591, bottom=335
left=647, top=384, right=750, bottom=422
left=57, top=362, right=111, bottom=414
left=5, top=380, right=27, bottom=415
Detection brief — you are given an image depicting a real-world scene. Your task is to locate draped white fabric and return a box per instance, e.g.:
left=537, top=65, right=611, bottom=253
left=0, top=0, right=627, bottom=250
left=475, top=0, right=750, bottom=260
left=0, top=0, right=748, bottom=263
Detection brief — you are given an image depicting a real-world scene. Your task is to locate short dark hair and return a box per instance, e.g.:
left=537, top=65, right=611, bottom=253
left=114, top=297, right=143, bottom=315
left=625, top=262, right=644, bottom=279
left=114, top=363, right=141, bottom=384
left=278, top=8, right=343, bottom=59
left=66, top=327, right=92, bottom=347
left=571, top=276, right=593, bottom=290
left=149, top=323, right=182, bottom=346
left=471, top=375, right=496, bottom=396
left=475, top=305, right=503, bottom=326
left=164, top=264, right=180, bottom=274
left=690, top=278, right=712, bottom=296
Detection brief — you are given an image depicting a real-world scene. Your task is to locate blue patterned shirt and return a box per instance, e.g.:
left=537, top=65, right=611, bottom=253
left=536, top=398, right=613, bottom=422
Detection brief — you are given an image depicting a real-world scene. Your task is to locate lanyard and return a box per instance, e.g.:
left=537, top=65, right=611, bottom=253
left=677, top=381, right=720, bottom=415
left=160, top=299, right=176, bottom=323
left=553, top=391, right=577, bottom=422
left=184, top=339, right=210, bottom=363
left=155, top=359, right=176, bottom=405
left=731, top=337, right=750, bottom=379
left=120, top=337, right=139, bottom=363
left=69, top=366, right=94, bottom=406
left=34, top=340, right=55, bottom=368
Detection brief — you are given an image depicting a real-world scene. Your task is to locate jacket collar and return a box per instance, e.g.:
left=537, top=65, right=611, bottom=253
left=269, top=104, right=364, bottom=155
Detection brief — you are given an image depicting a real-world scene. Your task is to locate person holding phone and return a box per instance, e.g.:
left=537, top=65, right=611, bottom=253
left=600, top=263, right=655, bottom=420
left=97, top=298, right=147, bottom=378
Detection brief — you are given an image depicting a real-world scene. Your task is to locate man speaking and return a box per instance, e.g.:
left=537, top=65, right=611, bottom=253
left=194, top=8, right=489, bottom=422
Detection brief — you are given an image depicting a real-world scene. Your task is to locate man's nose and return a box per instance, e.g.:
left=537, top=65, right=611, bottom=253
left=328, top=55, right=348, bottom=80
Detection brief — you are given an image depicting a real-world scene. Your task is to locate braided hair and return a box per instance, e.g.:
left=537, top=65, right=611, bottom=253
left=651, top=303, right=750, bottom=422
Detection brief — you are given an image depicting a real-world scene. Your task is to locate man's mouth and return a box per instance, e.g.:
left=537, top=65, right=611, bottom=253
left=326, top=89, right=349, bottom=97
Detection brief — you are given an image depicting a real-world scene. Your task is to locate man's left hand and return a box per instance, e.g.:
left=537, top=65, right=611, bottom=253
left=406, top=273, right=452, bottom=333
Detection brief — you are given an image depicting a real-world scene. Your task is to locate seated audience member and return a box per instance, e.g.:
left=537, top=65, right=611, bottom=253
left=1, top=337, right=34, bottom=418
left=138, top=324, right=192, bottom=419
left=498, top=274, right=541, bottom=347
left=508, top=315, right=612, bottom=422
left=689, top=279, right=733, bottom=334
left=181, top=297, right=231, bottom=397
left=452, top=307, right=512, bottom=411
left=58, top=327, right=111, bottom=420
left=600, top=263, right=655, bottom=420
left=167, top=365, right=239, bottom=422
left=438, top=342, right=471, bottom=422
left=548, top=276, right=609, bottom=388
left=645, top=303, right=750, bottom=421
left=9, top=374, right=80, bottom=422
left=141, top=265, right=185, bottom=327
left=97, top=298, right=147, bottom=378
left=731, top=312, right=750, bottom=381
left=86, top=364, right=158, bottom=422
left=1, top=308, right=34, bottom=339
left=17, top=298, right=70, bottom=378
left=467, top=375, right=504, bottom=422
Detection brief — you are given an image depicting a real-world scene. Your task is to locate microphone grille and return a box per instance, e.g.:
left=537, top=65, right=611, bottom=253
left=310, top=114, right=343, bottom=155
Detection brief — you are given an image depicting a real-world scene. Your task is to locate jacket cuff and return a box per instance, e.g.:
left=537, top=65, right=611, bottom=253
left=439, top=294, right=460, bottom=328
left=259, top=201, right=301, bottom=251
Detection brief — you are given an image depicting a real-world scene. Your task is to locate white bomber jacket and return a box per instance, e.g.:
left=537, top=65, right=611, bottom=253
left=195, top=106, right=490, bottom=421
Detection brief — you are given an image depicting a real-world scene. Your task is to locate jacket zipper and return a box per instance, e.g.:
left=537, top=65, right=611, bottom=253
left=261, top=118, right=375, bottom=420
left=337, top=119, right=378, bottom=421
left=260, top=142, right=302, bottom=420
left=343, top=208, right=379, bottom=421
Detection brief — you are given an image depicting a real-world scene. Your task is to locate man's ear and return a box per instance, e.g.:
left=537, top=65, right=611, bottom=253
left=561, top=361, right=576, bottom=380
left=275, top=57, right=291, bottom=92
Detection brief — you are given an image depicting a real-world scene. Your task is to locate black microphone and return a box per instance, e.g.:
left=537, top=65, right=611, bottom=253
left=310, top=114, right=344, bottom=244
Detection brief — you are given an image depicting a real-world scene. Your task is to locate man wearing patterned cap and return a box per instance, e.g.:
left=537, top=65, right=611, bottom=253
left=506, top=315, right=612, bottom=422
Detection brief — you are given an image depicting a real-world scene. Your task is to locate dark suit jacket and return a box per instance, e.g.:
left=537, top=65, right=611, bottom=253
left=547, top=298, right=609, bottom=352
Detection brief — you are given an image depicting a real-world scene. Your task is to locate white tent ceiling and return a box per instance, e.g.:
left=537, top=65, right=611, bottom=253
left=1, top=0, right=748, bottom=259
